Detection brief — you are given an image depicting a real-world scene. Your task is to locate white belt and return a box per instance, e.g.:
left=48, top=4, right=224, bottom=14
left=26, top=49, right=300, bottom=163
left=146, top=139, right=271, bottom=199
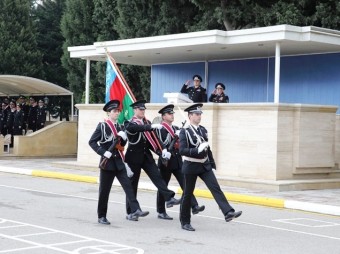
left=183, top=156, right=208, bottom=163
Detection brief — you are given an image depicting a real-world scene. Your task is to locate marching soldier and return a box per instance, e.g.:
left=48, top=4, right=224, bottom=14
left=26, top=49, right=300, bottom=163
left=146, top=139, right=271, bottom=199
left=179, top=103, right=242, bottom=231
left=124, top=99, right=181, bottom=216
left=89, top=100, right=149, bottom=224
left=155, top=104, right=205, bottom=220
left=180, top=74, right=207, bottom=102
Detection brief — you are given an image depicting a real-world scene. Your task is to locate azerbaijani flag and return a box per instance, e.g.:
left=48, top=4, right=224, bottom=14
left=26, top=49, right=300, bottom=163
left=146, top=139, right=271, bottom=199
left=105, top=57, right=135, bottom=124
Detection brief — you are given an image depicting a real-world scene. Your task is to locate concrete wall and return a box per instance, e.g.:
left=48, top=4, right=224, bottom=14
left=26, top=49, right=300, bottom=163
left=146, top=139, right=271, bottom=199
left=76, top=103, right=340, bottom=190
left=12, top=121, right=77, bottom=156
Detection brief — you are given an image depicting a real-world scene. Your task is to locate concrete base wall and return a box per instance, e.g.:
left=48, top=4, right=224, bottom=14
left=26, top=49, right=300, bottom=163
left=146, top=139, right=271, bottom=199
left=76, top=103, right=340, bottom=191
left=12, top=121, right=78, bottom=156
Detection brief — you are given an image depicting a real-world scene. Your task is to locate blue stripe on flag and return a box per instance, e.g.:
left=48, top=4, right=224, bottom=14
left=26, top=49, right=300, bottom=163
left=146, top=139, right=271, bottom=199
left=105, top=60, right=118, bottom=102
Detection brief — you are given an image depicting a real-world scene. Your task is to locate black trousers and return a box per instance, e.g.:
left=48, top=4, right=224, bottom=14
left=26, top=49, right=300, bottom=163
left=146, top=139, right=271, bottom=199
left=126, top=159, right=175, bottom=214
left=98, top=168, right=140, bottom=218
left=180, top=170, right=234, bottom=225
left=157, top=166, right=198, bottom=214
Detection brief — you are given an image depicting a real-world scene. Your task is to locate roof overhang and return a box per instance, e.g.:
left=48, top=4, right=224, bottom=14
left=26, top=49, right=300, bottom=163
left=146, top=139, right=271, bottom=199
left=0, top=75, right=73, bottom=97
left=68, top=24, right=340, bottom=66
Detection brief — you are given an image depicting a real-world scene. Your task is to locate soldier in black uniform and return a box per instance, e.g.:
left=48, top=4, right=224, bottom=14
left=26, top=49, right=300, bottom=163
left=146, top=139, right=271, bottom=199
left=36, top=99, right=46, bottom=130
left=180, top=74, right=207, bottom=102
left=6, top=100, right=16, bottom=146
left=18, top=96, right=29, bottom=132
left=89, top=100, right=149, bottom=225
left=28, top=97, right=38, bottom=131
left=124, top=99, right=181, bottom=215
left=179, top=103, right=242, bottom=231
left=13, top=104, right=24, bottom=136
left=1, top=100, right=10, bottom=135
left=0, top=101, right=6, bottom=135
left=209, top=83, right=229, bottom=103
left=155, top=104, right=205, bottom=220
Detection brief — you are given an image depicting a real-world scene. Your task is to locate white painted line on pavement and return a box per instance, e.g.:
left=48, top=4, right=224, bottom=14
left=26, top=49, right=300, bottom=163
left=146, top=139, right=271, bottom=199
left=285, top=200, right=340, bottom=216
left=272, top=218, right=340, bottom=227
left=0, top=218, right=144, bottom=254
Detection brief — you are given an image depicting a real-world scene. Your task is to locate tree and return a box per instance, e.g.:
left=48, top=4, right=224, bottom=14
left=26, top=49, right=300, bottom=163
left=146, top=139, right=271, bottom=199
left=0, top=0, right=43, bottom=77
left=112, top=0, right=203, bottom=100
left=90, top=0, right=121, bottom=103
left=34, top=0, right=68, bottom=88
left=61, top=0, right=96, bottom=103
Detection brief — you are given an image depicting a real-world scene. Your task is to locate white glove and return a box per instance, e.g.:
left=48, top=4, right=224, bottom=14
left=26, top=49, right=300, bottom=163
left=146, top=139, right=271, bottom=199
left=162, top=149, right=171, bottom=160
left=197, top=142, right=209, bottom=153
left=175, top=130, right=181, bottom=136
left=125, top=163, right=134, bottom=178
left=151, top=124, right=163, bottom=130
left=103, top=151, right=112, bottom=158
left=117, top=131, right=127, bottom=141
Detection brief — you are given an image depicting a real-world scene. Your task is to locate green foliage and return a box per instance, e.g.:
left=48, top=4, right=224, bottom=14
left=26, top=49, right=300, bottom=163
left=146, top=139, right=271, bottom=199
left=2, top=0, right=340, bottom=104
left=61, top=0, right=96, bottom=103
left=0, top=0, right=43, bottom=76
left=34, top=0, right=68, bottom=87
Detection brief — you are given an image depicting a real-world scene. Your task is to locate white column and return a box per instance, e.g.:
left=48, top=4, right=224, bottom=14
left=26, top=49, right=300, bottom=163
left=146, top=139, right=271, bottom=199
left=85, top=58, right=90, bottom=104
left=71, top=94, right=74, bottom=121
left=274, top=42, right=281, bottom=103
left=204, top=61, right=208, bottom=89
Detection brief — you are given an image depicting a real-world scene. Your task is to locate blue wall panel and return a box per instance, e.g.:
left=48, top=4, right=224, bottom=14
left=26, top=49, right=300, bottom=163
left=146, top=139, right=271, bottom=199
left=208, top=59, right=271, bottom=103
left=150, top=53, right=340, bottom=112
left=151, top=62, right=205, bottom=102
left=279, top=53, right=340, bottom=109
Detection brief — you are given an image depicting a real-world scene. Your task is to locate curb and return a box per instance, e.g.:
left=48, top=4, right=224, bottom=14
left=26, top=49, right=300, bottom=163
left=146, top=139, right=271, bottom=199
left=1, top=166, right=340, bottom=216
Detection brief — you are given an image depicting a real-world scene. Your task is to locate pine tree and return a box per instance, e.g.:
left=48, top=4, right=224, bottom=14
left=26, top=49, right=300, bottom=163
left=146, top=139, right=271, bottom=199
left=0, top=0, right=43, bottom=76
left=34, top=0, right=68, bottom=87
left=61, top=0, right=96, bottom=103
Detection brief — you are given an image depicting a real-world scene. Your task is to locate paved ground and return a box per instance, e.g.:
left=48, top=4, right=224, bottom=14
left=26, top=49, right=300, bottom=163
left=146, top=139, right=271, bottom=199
left=0, top=156, right=340, bottom=216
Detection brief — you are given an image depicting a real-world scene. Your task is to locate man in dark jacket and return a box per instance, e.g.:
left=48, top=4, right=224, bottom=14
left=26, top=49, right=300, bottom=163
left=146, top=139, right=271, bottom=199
left=155, top=104, right=205, bottom=220
left=180, top=74, right=207, bottom=103
left=89, top=99, right=149, bottom=225
left=124, top=99, right=181, bottom=216
left=178, top=103, right=242, bottom=231
left=209, top=83, right=229, bottom=103
left=36, top=99, right=46, bottom=130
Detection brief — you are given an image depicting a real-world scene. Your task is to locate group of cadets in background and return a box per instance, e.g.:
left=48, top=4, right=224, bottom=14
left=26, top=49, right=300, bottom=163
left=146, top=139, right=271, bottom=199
left=0, top=96, right=46, bottom=145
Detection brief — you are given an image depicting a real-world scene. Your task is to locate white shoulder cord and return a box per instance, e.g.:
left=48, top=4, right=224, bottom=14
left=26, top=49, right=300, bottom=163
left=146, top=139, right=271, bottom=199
left=125, top=123, right=142, bottom=145
left=186, top=125, right=203, bottom=147
left=156, top=128, right=171, bottom=146
left=98, top=122, right=113, bottom=144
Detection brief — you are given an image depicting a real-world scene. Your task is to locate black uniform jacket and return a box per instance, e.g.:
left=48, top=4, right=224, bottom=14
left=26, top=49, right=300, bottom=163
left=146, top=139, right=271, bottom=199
left=179, top=125, right=216, bottom=174
left=13, top=110, right=24, bottom=135
left=156, top=125, right=182, bottom=170
left=124, top=119, right=159, bottom=165
left=180, top=85, right=207, bottom=103
left=88, top=121, right=127, bottom=171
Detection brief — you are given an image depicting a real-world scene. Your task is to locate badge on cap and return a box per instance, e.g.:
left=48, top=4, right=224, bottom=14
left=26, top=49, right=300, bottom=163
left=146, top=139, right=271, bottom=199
left=130, top=99, right=147, bottom=109
left=184, top=103, right=203, bottom=114
left=103, top=99, right=120, bottom=112
left=158, top=104, right=175, bottom=115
